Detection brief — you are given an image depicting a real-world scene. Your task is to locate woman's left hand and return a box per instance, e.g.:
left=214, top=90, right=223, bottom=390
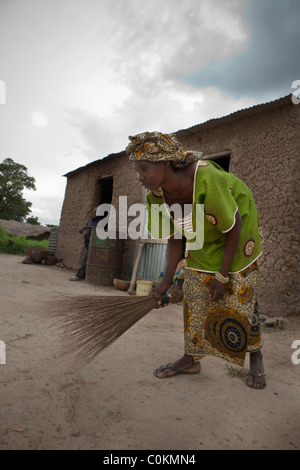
left=209, top=279, right=226, bottom=301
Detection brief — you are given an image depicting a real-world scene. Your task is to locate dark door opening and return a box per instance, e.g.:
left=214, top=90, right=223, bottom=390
left=98, top=177, right=113, bottom=205
left=208, top=154, right=231, bottom=172
left=95, top=177, right=113, bottom=231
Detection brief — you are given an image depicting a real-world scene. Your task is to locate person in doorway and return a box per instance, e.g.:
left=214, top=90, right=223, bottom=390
left=69, top=207, right=103, bottom=281
left=126, top=131, right=266, bottom=390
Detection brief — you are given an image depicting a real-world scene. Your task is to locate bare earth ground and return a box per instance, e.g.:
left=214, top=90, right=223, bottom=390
left=0, top=253, right=299, bottom=451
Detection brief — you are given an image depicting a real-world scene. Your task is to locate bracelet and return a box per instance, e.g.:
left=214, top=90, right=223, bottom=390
left=215, top=272, right=229, bottom=284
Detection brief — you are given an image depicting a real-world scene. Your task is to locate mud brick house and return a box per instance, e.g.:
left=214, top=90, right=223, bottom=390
left=55, top=94, right=299, bottom=317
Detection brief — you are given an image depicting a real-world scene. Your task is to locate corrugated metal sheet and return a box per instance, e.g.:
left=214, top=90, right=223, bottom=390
left=48, top=228, right=59, bottom=256
left=137, top=242, right=167, bottom=281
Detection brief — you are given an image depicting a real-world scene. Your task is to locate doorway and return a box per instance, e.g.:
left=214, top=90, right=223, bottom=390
left=98, top=177, right=113, bottom=205
left=205, top=152, right=231, bottom=172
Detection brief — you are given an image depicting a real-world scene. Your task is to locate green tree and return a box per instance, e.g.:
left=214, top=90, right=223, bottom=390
left=26, top=216, right=40, bottom=225
left=0, top=158, right=36, bottom=221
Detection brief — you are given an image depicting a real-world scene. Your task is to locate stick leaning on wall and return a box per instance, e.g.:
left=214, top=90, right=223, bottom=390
left=128, top=187, right=148, bottom=294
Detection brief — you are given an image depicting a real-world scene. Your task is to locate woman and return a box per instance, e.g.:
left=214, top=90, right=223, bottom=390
left=126, top=131, right=266, bottom=390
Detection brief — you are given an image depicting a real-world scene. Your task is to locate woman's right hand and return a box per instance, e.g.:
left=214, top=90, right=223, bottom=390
left=150, top=280, right=171, bottom=308
left=150, top=236, right=184, bottom=307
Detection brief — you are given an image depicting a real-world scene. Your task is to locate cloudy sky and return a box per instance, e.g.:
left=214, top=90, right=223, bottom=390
left=0, top=0, right=299, bottom=225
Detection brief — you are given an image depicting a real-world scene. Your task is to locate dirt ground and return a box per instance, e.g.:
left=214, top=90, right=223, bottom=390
left=0, top=253, right=299, bottom=451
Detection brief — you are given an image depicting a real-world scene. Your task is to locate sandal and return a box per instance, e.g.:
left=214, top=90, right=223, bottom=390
left=153, top=362, right=200, bottom=378
left=246, top=372, right=266, bottom=390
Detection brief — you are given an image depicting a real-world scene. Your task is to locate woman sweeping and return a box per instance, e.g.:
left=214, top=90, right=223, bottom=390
left=126, top=131, right=266, bottom=390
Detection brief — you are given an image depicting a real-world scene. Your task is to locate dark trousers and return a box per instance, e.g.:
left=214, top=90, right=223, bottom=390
left=76, top=247, right=88, bottom=279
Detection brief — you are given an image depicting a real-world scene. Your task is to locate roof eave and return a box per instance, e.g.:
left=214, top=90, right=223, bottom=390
left=175, top=94, right=292, bottom=138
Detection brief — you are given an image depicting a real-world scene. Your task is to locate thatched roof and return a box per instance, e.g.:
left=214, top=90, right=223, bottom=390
left=0, top=219, right=51, bottom=241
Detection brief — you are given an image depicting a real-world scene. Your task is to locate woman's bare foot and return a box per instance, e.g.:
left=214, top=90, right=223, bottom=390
left=153, top=353, right=201, bottom=378
left=246, top=350, right=266, bottom=389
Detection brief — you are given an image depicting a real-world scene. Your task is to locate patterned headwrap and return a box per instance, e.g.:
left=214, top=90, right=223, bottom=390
left=126, top=131, right=203, bottom=168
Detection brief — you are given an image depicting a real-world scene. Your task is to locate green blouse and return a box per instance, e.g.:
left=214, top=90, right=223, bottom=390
left=146, top=160, right=262, bottom=273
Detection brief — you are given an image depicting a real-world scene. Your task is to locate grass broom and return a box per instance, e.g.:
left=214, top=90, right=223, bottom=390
left=51, top=292, right=170, bottom=369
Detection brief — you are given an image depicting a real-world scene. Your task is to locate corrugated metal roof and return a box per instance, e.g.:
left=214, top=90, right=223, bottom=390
left=175, top=94, right=292, bottom=138
left=64, top=94, right=292, bottom=177
left=64, top=150, right=126, bottom=177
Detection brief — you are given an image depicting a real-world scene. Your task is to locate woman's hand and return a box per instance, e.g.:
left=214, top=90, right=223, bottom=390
left=209, top=279, right=226, bottom=301
left=209, top=210, right=241, bottom=302
left=149, top=236, right=184, bottom=308
left=150, top=280, right=171, bottom=308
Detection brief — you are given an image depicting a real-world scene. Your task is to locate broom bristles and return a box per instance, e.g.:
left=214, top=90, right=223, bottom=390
left=51, top=295, right=158, bottom=368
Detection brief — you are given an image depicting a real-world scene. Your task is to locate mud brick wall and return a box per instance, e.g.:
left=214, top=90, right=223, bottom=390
left=55, top=152, right=143, bottom=280
left=177, top=101, right=299, bottom=317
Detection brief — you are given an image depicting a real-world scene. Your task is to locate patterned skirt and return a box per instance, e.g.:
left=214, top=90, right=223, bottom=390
left=183, top=262, right=262, bottom=366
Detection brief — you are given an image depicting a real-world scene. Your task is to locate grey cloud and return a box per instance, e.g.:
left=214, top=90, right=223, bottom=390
left=179, top=0, right=300, bottom=100
left=109, top=0, right=249, bottom=94
left=65, top=109, right=117, bottom=159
